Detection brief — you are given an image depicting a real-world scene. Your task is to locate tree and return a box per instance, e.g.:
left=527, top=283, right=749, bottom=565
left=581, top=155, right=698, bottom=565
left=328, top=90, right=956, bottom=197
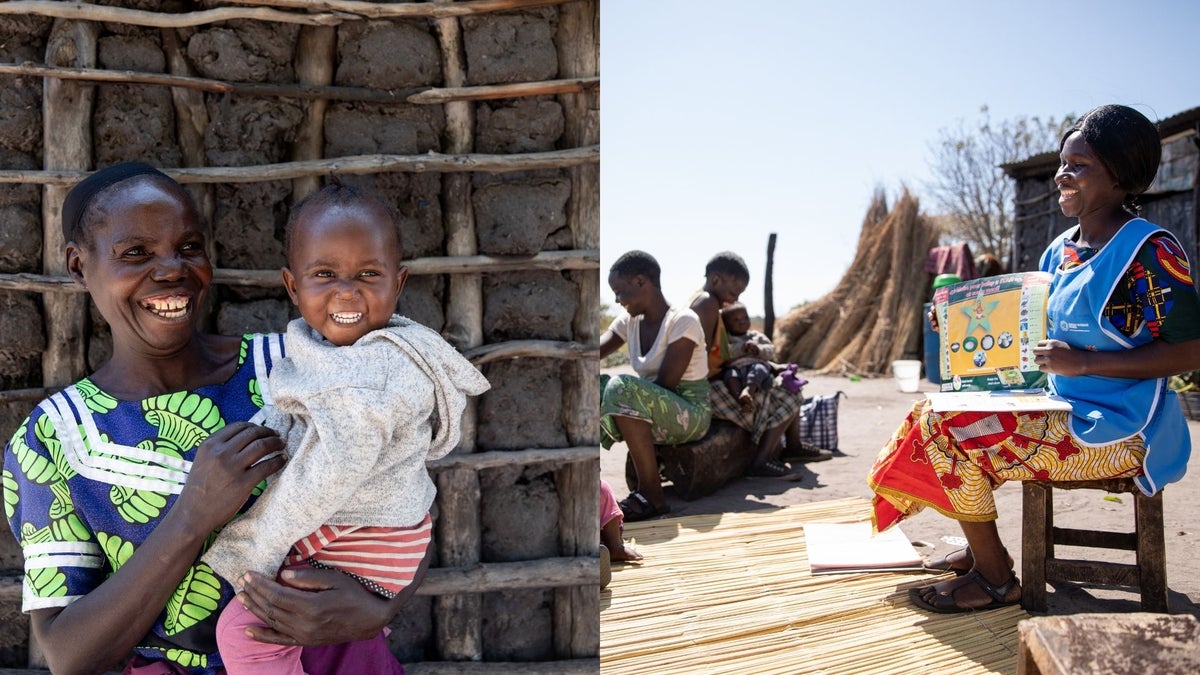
left=924, top=106, right=1073, bottom=269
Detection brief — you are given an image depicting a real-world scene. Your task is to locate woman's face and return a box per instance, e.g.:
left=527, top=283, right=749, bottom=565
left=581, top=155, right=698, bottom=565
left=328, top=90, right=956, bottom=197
left=1055, top=131, right=1126, bottom=222
left=68, top=178, right=212, bottom=356
left=711, top=274, right=748, bottom=305
left=608, top=271, right=649, bottom=316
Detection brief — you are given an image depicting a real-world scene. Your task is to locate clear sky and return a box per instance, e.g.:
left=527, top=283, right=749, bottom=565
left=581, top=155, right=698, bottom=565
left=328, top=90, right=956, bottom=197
left=599, top=0, right=1200, bottom=317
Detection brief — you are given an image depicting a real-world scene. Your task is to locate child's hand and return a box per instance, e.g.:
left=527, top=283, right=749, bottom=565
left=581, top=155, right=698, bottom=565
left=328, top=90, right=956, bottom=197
left=744, top=343, right=759, bottom=357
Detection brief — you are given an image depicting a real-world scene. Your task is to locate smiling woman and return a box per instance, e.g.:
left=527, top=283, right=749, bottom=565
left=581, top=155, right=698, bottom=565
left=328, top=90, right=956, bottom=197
left=4, top=162, right=426, bottom=674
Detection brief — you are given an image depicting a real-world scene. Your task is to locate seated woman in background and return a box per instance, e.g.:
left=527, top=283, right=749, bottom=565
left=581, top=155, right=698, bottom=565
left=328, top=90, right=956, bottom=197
left=870, top=104, right=1200, bottom=613
left=600, top=251, right=712, bottom=521
left=690, top=252, right=829, bottom=477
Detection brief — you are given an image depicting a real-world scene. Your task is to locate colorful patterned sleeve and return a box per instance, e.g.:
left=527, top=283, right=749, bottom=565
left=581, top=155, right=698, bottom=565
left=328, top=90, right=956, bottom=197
left=3, top=407, right=105, bottom=612
left=1115, top=234, right=1200, bottom=343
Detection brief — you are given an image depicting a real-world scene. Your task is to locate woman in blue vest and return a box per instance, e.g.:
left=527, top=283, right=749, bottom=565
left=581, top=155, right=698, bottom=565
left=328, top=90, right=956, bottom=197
left=869, top=105, right=1200, bottom=613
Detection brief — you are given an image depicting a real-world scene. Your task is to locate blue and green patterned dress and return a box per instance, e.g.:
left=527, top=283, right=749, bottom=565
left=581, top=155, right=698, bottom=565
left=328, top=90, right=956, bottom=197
left=3, top=333, right=285, bottom=674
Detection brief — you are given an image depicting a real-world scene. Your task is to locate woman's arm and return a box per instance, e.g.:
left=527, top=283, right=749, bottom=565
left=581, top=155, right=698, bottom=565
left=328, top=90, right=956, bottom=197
left=653, top=337, right=698, bottom=392
left=689, top=294, right=719, bottom=352
left=29, top=422, right=285, bottom=675
left=600, top=329, right=625, bottom=360
left=1034, top=337, right=1200, bottom=379
left=238, top=538, right=435, bottom=646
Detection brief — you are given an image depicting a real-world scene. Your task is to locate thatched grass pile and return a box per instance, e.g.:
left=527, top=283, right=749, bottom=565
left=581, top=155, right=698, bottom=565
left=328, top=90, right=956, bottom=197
left=775, top=189, right=940, bottom=375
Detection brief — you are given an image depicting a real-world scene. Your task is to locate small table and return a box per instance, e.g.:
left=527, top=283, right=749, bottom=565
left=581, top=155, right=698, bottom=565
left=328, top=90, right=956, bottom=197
left=1017, top=613, right=1200, bottom=675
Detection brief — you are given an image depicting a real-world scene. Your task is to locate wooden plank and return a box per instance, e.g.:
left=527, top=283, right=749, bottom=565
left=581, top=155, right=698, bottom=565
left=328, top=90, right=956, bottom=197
left=229, top=0, right=573, bottom=19
left=417, top=556, right=595, bottom=595
left=1135, top=491, right=1168, bottom=612
left=405, top=659, right=598, bottom=675
left=1017, top=613, right=1200, bottom=674
left=1051, top=526, right=1137, bottom=550
left=407, top=77, right=598, bottom=104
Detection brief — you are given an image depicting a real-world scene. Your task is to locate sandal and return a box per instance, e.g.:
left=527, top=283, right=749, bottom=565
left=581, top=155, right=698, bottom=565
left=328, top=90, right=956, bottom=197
left=747, top=459, right=796, bottom=478
left=908, top=569, right=1021, bottom=613
left=923, top=546, right=1014, bottom=576
left=619, top=491, right=669, bottom=522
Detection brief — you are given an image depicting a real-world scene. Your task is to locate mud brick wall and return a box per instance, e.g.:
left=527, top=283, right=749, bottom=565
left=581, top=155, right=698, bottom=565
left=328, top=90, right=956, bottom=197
left=0, top=1, right=598, bottom=667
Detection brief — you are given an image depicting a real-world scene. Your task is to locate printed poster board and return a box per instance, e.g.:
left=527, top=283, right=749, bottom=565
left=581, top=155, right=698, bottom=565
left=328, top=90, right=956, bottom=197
left=933, top=271, right=1052, bottom=392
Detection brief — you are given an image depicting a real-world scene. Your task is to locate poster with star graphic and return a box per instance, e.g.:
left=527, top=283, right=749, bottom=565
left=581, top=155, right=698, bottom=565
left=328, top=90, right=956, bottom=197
left=933, top=271, right=1053, bottom=392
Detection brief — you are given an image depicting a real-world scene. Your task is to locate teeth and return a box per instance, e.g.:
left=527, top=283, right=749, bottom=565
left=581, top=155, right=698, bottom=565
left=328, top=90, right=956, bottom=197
left=142, top=295, right=190, bottom=318
left=332, top=312, right=362, bottom=324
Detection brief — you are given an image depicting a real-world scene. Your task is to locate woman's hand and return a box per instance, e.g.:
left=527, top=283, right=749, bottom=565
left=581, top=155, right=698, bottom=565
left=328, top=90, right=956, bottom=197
left=928, top=307, right=939, bottom=333
left=238, top=568, right=392, bottom=646
left=1033, top=339, right=1088, bottom=376
left=177, top=422, right=286, bottom=534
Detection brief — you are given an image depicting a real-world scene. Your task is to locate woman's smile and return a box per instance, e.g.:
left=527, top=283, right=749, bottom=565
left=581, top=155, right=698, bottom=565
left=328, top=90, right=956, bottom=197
left=140, top=293, right=194, bottom=320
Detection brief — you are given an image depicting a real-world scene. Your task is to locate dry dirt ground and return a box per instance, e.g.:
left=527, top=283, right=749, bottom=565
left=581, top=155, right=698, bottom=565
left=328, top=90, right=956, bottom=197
left=600, top=365, right=1200, bottom=617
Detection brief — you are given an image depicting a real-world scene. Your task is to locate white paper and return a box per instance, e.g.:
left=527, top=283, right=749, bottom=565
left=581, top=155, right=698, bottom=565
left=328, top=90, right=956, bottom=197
left=803, top=522, right=924, bottom=575
left=926, top=390, right=1073, bottom=412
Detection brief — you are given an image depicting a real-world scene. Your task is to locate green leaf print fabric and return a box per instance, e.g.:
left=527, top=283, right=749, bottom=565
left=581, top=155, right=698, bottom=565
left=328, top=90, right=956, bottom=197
left=1, top=333, right=284, bottom=675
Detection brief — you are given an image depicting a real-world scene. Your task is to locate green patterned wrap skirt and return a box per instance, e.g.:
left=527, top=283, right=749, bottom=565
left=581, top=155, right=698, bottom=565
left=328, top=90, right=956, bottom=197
left=600, top=373, right=712, bottom=449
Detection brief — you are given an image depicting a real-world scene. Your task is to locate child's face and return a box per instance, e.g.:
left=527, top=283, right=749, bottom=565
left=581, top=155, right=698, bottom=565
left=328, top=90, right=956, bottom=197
left=721, top=307, right=752, bottom=335
left=282, top=202, right=407, bottom=346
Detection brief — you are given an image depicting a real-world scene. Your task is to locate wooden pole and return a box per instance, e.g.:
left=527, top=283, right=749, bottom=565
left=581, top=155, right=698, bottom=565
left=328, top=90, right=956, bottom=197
left=432, top=3, right=484, bottom=662
left=35, top=21, right=97, bottom=667
left=554, top=0, right=600, bottom=660
left=227, top=0, right=573, bottom=19
left=290, top=25, right=336, bottom=201
left=764, top=232, right=776, bottom=339
left=40, top=19, right=96, bottom=389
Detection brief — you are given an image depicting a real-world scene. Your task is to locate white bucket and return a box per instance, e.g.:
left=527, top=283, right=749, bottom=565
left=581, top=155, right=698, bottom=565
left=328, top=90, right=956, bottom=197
left=892, top=360, right=922, bottom=393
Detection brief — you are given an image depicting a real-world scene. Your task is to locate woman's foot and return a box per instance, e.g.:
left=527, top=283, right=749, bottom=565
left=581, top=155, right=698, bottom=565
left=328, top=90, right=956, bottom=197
left=619, top=491, right=669, bottom=522
left=909, top=569, right=1021, bottom=613
left=747, top=459, right=797, bottom=478
left=924, top=546, right=1014, bottom=576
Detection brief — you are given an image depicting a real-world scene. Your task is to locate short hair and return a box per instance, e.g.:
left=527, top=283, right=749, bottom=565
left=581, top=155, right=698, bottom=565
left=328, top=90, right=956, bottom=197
left=285, top=177, right=403, bottom=262
left=609, top=250, right=661, bottom=288
left=63, top=162, right=195, bottom=247
left=705, top=251, right=750, bottom=281
left=1061, top=105, right=1161, bottom=197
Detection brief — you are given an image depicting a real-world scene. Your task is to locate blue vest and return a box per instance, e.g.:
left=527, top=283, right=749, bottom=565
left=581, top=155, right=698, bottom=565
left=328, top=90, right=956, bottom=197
left=1039, top=218, right=1190, bottom=495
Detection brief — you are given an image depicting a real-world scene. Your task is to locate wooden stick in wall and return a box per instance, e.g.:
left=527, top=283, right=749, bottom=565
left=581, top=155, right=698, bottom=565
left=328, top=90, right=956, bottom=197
left=553, top=0, right=601, bottom=660
left=431, top=4, right=484, bottom=661
left=290, top=25, right=336, bottom=201
left=227, top=0, right=574, bottom=19
left=0, top=146, right=600, bottom=185
left=0, top=62, right=595, bottom=106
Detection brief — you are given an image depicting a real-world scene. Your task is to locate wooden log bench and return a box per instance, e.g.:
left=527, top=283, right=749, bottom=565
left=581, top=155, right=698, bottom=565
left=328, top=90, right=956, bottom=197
left=624, top=419, right=754, bottom=501
left=1017, top=613, right=1200, bottom=674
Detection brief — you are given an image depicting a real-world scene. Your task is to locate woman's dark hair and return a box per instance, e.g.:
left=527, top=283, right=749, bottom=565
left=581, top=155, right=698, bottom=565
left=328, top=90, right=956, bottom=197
left=610, top=250, right=661, bottom=288
left=284, top=177, right=402, bottom=261
left=1061, top=105, right=1161, bottom=201
left=705, top=251, right=750, bottom=281
left=62, top=162, right=193, bottom=247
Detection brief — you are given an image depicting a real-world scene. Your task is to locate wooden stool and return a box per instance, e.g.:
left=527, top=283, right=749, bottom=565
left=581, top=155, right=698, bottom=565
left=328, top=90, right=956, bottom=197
left=1021, top=477, right=1167, bottom=613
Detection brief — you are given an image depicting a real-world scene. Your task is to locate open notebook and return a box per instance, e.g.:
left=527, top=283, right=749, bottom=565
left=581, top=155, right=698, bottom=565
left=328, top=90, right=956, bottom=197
left=802, top=522, right=924, bottom=575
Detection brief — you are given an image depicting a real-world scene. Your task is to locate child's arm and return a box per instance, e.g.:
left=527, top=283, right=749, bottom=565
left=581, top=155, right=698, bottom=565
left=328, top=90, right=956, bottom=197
left=752, top=331, right=776, bottom=361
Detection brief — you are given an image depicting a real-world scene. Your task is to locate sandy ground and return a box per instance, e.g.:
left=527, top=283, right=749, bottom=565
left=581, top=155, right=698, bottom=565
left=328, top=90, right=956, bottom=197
left=601, top=365, right=1200, bottom=617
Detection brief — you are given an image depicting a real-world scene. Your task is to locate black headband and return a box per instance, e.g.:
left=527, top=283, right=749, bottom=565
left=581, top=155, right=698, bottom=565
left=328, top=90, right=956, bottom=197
left=61, top=161, right=174, bottom=242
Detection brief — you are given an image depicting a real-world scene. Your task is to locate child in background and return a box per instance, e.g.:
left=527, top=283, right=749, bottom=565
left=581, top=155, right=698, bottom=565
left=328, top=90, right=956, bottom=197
left=718, top=302, right=776, bottom=413
left=600, top=479, right=643, bottom=587
left=203, top=182, right=490, bottom=673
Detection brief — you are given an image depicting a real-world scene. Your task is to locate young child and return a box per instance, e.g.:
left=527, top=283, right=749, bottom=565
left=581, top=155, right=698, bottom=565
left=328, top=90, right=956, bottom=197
left=599, top=479, right=642, bottom=588
left=718, top=302, right=776, bottom=413
left=203, top=182, right=490, bottom=673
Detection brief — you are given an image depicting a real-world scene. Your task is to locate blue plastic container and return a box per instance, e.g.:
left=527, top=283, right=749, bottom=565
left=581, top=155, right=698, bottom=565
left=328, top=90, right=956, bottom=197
left=923, top=301, right=941, bottom=384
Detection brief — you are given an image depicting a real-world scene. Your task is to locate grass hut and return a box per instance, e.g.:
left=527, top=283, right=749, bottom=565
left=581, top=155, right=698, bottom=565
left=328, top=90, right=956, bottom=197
left=0, top=1, right=600, bottom=671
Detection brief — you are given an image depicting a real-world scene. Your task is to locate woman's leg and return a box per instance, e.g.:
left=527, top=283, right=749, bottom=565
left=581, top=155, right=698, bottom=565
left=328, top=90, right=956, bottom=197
left=615, top=414, right=667, bottom=510
left=913, top=520, right=1021, bottom=609
left=751, top=410, right=795, bottom=468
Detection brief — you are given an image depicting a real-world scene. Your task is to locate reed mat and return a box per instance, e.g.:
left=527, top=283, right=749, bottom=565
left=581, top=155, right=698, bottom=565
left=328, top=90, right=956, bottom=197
left=600, top=497, right=1027, bottom=674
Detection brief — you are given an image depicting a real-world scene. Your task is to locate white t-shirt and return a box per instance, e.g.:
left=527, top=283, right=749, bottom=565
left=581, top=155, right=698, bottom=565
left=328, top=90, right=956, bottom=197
left=606, top=307, right=708, bottom=382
